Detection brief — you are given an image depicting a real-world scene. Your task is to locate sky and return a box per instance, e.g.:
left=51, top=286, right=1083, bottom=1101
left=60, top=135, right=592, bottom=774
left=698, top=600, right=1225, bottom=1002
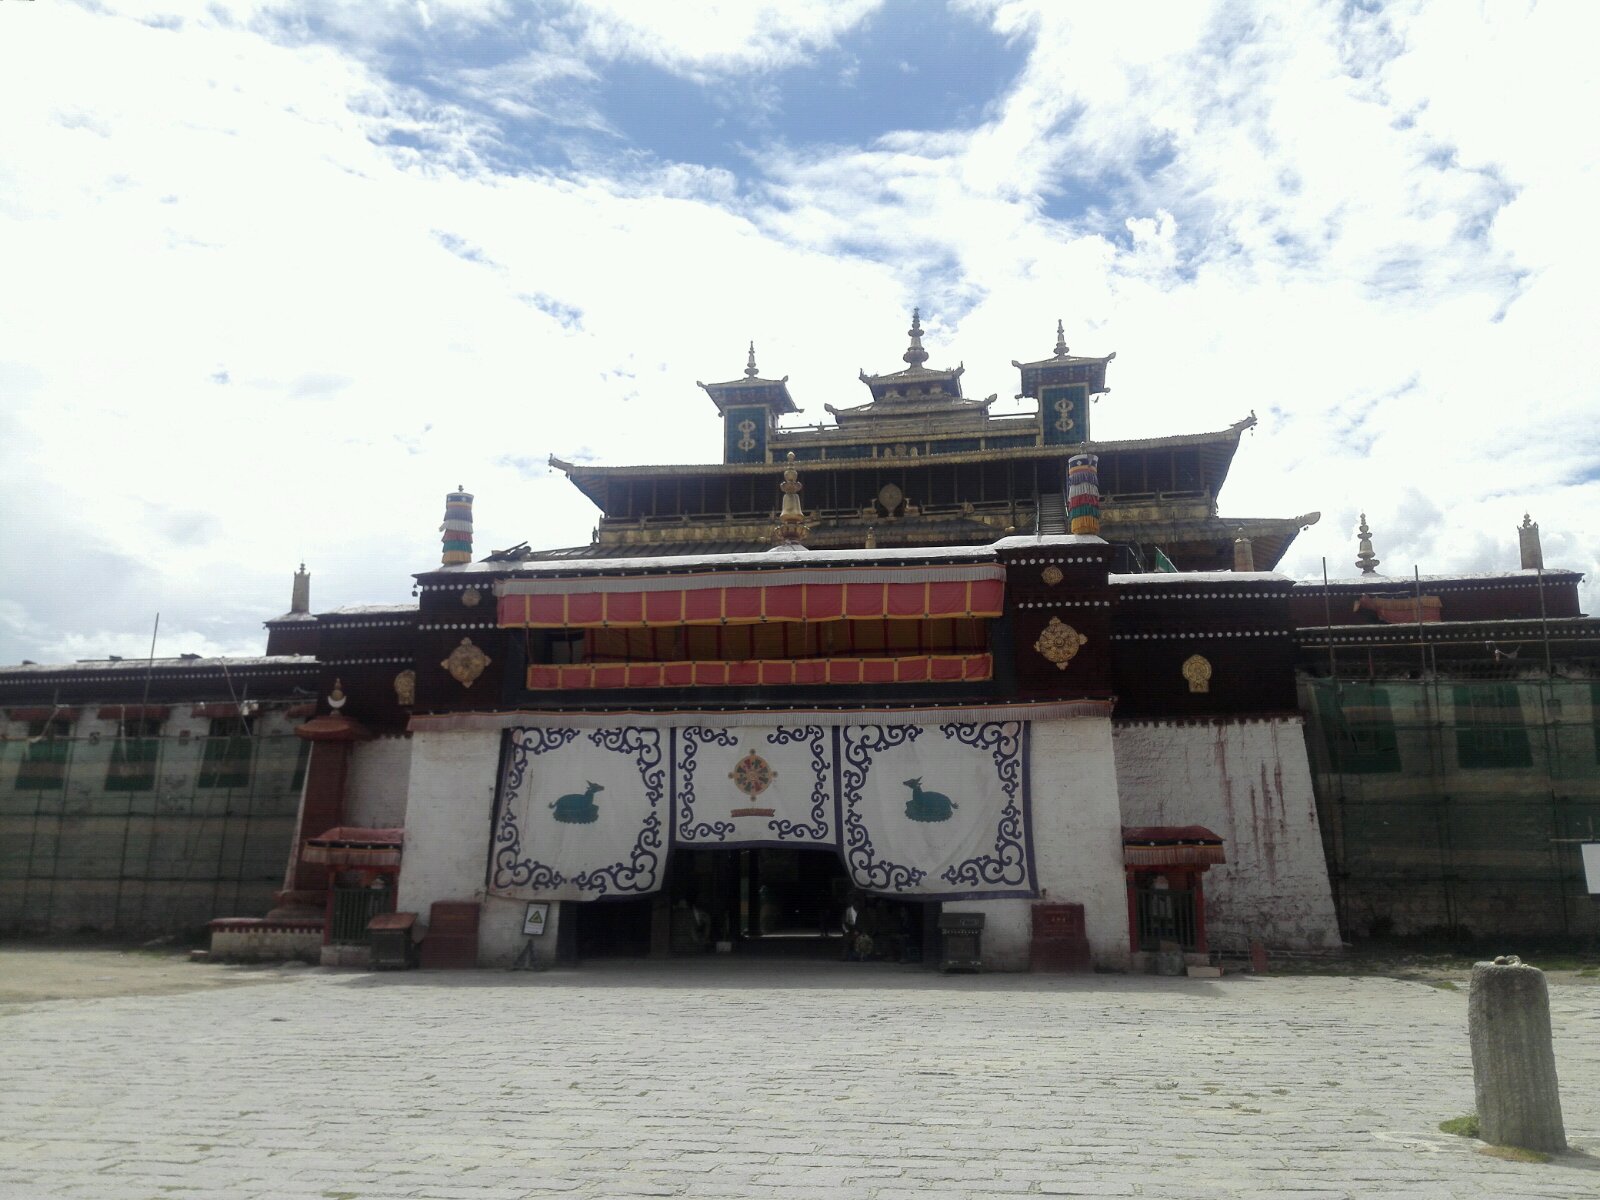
left=1, top=0, right=1597, bottom=664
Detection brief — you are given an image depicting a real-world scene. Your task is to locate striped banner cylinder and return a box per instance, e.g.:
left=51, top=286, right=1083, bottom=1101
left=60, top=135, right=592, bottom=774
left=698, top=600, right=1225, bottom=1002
left=441, top=487, right=473, bottom=565
left=1066, top=453, right=1100, bottom=535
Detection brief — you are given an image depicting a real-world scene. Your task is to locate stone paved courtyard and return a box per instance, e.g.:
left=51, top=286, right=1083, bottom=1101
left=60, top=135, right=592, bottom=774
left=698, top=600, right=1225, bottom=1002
left=1, top=952, right=1597, bottom=1199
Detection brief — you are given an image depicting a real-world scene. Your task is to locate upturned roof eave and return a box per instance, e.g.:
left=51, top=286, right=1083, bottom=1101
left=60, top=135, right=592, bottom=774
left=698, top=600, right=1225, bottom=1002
left=1010, top=351, right=1117, bottom=372
left=550, top=416, right=1252, bottom=491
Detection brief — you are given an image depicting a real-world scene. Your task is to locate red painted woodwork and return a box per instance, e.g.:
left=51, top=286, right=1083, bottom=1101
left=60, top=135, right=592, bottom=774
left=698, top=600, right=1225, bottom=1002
left=420, top=901, right=481, bottom=969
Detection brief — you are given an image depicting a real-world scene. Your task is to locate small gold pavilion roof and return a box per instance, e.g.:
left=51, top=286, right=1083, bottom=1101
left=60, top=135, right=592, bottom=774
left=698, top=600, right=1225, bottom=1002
left=697, top=343, right=799, bottom=415
left=1012, top=320, right=1116, bottom=399
left=855, top=309, right=967, bottom=402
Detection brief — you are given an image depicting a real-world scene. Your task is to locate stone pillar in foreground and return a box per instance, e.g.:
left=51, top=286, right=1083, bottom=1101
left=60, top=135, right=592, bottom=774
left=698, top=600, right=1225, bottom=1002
left=1469, top=955, right=1566, bottom=1154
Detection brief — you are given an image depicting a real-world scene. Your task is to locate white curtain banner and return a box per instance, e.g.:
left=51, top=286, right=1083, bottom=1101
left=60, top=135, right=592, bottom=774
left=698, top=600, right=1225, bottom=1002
left=674, top=725, right=835, bottom=848
left=838, top=721, right=1034, bottom=899
left=489, top=727, right=667, bottom=901
left=487, top=721, right=1035, bottom=902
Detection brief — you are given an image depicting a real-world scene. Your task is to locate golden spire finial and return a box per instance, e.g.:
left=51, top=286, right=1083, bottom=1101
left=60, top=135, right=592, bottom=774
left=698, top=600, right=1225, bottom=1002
left=745, top=341, right=759, bottom=378
left=1054, top=318, right=1069, bottom=358
left=902, top=308, right=929, bottom=368
left=773, top=451, right=809, bottom=544
left=1355, top=513, right=1380, bottom=575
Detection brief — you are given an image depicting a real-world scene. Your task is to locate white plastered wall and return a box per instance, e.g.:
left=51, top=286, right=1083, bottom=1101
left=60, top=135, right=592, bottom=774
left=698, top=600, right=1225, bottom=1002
left=395, top=728, right=554, bottom=965
left=946, top=715, right=1129, bottom=971
left=344, top=736, right=412, bottom=829
left=1113, top=718, right=1342, bottom=952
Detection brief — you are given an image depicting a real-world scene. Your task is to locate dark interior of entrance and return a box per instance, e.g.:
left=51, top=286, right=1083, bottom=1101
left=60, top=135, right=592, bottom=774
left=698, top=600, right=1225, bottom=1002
left=571, top=847, right=936, bottom=962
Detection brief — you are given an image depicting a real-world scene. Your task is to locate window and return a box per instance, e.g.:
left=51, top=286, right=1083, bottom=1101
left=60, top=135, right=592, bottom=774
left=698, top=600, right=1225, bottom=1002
left=198, top=716, right=253, bottom=789
left=15, top=717, right=72, bottom=790
left=1455, top=684, right=1533, bottom=769
left=1317, top=685, right=1401, bottom=774
left=1592, top=682, right=1600, bottom=766
left=105, top=717, right=162, bottom=792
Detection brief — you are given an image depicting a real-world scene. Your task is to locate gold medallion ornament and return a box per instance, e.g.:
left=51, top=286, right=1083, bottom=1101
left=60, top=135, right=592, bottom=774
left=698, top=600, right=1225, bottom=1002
left=393, top=669, right=416, bottom=707
left=1041, top=565, right=1064, bottom=586
left=1182, top=654, right=1213, bottom=694
left=441, top=638, right=491, bottom=688
left=728, top=750, right=777, bottom=818
left=1033, top=617, right=1088, bottom=670
left=460, top=587, right=481, bottom=608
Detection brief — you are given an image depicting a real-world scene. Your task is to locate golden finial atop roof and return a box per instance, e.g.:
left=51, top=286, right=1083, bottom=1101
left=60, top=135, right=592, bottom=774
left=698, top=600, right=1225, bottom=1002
left=902, top=308, right=929, bottom=368
left=773, top=451, right=810, bottom=545
left=1053, top=318, right=1068, bottom=358
left=745, top=341, right=759, bottom=378
left=1355, top=513, right=1380, bottom=575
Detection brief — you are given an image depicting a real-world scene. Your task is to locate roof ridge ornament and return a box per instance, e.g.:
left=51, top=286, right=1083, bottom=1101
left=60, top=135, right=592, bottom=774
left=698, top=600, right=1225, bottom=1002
left=1054, top=318, right=1068, bottom=358
left=772, top=452, right=810, bottom=546
left=745, top=341, right=759, bottom=378
left=1355, top=512, right=1380, bottom=575
left=902, top=308, right=929, bottom=368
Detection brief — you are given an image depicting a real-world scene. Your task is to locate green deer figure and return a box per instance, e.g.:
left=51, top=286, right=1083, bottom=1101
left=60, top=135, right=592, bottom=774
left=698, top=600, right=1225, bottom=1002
left=903, top=777, right=957, bottom=823
left=551, top=781, right=603, bottom=824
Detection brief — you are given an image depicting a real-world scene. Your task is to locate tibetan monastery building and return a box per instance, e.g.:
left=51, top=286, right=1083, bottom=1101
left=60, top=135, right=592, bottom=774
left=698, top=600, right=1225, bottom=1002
left=4, top=314, right=1593, bottom=965
left=274, top=315, right=1341, bottom=969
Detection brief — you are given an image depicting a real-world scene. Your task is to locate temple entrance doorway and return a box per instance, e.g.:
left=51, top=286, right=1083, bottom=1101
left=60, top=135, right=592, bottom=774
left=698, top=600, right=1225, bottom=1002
left=568, top=848, right=937, bottom=962
left=665, top=847, right=935, bottom=963
left=667, top=846, right=848, bottom=957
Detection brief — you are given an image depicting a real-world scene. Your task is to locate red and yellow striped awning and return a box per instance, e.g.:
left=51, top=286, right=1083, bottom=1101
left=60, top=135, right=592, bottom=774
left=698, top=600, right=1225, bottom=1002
left=525, top=654, right=993, bottom=690
left=498, top=565, right=1006, bottom=629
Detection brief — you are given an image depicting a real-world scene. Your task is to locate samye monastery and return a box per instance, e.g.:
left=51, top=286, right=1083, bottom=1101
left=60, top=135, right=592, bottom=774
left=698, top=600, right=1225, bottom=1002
left=3, top=314, right=1595, bottom=969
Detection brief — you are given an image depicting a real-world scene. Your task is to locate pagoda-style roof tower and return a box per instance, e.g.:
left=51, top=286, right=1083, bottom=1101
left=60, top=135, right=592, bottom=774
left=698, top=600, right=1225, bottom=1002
left=545, top=311, right=1318, bottom=571
left=697, top=343, right=799, bottom=464
left=823, top=309, right=991, bottom=428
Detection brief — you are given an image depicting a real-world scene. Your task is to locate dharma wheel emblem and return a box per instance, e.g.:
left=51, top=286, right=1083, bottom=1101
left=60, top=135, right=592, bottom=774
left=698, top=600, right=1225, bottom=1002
left=1033, top=617, right=1087, bottom=670
left=1182, top=654, right=1212, bottom=694
left=728, top=750, right=777, bottom=818
left=393, top=669, right=416, bottom=707
left=1041, top=565, right=1063, bottom=586
left=441, top=637, right=491, bottom=688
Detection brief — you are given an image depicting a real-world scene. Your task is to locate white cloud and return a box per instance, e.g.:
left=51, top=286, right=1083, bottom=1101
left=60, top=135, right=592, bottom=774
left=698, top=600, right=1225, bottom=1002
left=567, top=0, right=881, bottom=76
left=0, top=0, right=1595, bottom=666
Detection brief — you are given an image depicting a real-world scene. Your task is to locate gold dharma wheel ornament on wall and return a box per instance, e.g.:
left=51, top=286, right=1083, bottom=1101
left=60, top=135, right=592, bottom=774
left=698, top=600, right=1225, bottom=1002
left=441, top=638, right=491, bottom=688
left=1182, top=654, right=1213, bottom=693
left=1033, top=617, right=1088, bottom=670
left=1041, top=565, right=1064, bottom=586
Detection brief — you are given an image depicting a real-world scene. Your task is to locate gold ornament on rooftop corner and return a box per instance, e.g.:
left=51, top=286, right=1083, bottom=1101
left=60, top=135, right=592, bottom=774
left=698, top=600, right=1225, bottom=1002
left=441, top=638, right=491, bottom=688
left=1182, top=654, right=1213, bottom=694
left=1034, top=617, right=1088, bottom=670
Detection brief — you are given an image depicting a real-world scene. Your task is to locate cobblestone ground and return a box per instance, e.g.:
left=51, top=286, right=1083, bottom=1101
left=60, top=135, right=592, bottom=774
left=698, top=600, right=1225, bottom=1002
left=1, top=958, right=1596, bottom=1199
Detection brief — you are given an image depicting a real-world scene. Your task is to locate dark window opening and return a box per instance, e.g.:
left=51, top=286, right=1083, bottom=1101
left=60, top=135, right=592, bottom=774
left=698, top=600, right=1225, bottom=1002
left=16, top=717, right=72, bottom=790
left=1317, top=685, right=1402, bottom=774
left=1454, top=684, right=1532, bottom=769
left=198, top=716, right=254, bottom=789
left=106, top=717, right=162, bottom=792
